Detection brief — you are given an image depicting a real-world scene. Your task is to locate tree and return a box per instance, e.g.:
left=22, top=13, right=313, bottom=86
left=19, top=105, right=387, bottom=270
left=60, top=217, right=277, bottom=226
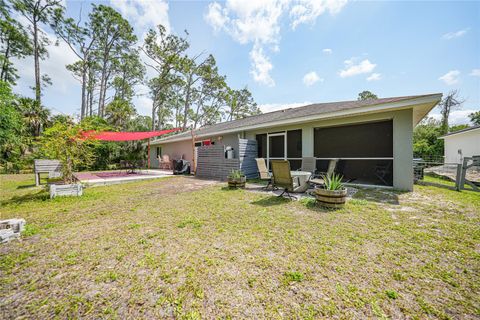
left=185, top=54, right=228, bottom=129
left=413, top=117, right=444, bottom=157
left=469, top=111, right=480, bottom=126
left=143, top=24, right=189, bottom=129
left=357, top=90, right=378, bottom=101
left=438, top=90, right=464, bottom=134
left=12, top=0, right=64, bottom=107
left=112, top=50, right=145, bottom=102
left=0, top=0, right=32, bottom=84
left=127, top=115, right=152, bottom=132
left=39, top=122, right=95, bottom=183
left=52, top=7, right=96, bottom=119
left=225, top=87, right=260, bottom=121
left=17, top=96, right=50, bottom=137
left=89, top=4, right=137, bottom=117
left=104, top=98, right=135, bottom=130
left=0, top=80, right=26, bottom=171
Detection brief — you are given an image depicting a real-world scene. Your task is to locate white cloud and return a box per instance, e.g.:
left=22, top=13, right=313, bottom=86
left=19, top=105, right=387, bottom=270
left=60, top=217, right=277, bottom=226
left=339, top=58, right=376, bottom=78
left=366, top=73, right=382, bottom=81
left=430, top=109, right=476, bottom=125
left=322, top=48, right=332, bottom=54
left=249, top=44, right=275, bottom=87
left=439, top=70, right=460, bottom=85
left=258, top=101, right=312, bottom=113
left=442, top=28, right=469, bottom=40
left=204, top=2, right=229, bottom=32
left=290, top=0, right=347, bottom=29
left=14, top=33, right=79, bottom=95
left=470, top=69, right=480, bottom=77
left=204, top=0, right=348, bottom=86
left=110, top=0, right=170, bottom=34
left=303, top=71, right=322, bottom=86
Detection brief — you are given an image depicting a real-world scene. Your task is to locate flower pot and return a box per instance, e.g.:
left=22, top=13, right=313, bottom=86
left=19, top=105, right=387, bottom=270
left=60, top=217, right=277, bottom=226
left=227, top=176, right=246, bottom=189
left=49, top=183, right=83, bottom=198
left=314, top=187, right=347, bottom=208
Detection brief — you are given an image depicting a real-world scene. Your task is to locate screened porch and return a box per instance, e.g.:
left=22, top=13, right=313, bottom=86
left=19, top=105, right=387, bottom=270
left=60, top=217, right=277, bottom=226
left=255, top=120, right=394, bottom=187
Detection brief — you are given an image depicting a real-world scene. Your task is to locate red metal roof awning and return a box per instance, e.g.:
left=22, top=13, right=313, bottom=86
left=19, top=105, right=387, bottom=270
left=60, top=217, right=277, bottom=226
left=82, top=128, right=181, bottom=141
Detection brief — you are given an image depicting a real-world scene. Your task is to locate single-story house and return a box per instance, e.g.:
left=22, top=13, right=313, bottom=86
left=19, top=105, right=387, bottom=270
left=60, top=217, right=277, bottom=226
left=438, top=126, right=480, bottom=164
left=150, top=93, right=442, bottom=191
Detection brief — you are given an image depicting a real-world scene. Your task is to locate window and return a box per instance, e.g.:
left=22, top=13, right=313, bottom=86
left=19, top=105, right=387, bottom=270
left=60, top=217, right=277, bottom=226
left=287, top=130, right=302, bottom=158
left=156, top=147, right=162, bottom=157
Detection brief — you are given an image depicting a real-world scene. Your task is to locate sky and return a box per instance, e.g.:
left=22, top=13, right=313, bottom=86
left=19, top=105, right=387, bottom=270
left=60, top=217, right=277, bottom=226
left=12, top=0, right=480, bottom=125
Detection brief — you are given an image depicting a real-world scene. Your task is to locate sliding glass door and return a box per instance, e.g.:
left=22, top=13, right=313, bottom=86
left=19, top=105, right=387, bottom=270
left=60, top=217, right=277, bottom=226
left=256, top=130, right=302, bottom=170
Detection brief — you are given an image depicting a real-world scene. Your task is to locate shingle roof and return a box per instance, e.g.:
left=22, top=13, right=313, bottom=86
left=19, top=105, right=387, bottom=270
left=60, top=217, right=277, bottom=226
left=439, top=125, right=480, bottom=138
left=154, top=93, right=441, bottom=143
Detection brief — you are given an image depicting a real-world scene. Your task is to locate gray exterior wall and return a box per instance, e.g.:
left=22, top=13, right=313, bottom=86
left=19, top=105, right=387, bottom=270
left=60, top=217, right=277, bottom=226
left=150, top=108, right=415, bottom=190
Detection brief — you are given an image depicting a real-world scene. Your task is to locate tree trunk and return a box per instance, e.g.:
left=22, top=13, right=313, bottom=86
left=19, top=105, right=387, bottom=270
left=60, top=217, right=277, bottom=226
left=33, top=19, right=41, bottom=108
left=151, top=102, right=156, bottom=130
left=0, top=38, right=10, bottom=82
left=80, top=61, right=87, bottom=119
left=182, top=73, right=193, bottom=130
left=97, top=58, right=108, bottom=117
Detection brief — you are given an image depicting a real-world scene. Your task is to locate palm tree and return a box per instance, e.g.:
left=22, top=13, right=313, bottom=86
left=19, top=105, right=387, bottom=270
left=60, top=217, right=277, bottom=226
left=105, top=98, right=136, bottom=130
left=17, top=97, right=50, bottom=137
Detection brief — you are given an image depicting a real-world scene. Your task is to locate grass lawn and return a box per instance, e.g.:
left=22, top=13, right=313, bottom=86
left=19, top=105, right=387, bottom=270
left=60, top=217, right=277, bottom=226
left=1, top=174, right=479, bottom=319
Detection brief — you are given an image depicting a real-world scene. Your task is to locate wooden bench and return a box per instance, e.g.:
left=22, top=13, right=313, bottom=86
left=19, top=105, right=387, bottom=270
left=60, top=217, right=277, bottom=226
left=34, top=159, right=62, bottom=186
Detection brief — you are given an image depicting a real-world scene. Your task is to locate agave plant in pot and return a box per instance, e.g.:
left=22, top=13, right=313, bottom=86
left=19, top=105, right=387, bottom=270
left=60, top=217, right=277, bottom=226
left=314, top=173, right=347, bottom=208
left=227, top=169, right=246, bottom=189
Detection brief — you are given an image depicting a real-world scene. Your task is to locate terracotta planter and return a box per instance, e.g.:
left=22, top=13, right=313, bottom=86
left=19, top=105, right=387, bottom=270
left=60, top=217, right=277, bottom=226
left=227, top=176, right=246, bottom=189
left=314, top=187, right=347, bottom=208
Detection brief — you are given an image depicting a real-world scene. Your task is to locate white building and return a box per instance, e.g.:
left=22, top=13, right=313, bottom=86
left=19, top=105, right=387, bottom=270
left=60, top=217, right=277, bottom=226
left=439, top=126, right=480, bottom=163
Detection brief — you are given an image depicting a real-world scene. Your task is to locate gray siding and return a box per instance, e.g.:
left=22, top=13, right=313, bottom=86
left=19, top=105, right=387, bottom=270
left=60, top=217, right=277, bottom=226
left=195, top=145, right=239, bottom=180
left=238, top=139, right=258, bottom=178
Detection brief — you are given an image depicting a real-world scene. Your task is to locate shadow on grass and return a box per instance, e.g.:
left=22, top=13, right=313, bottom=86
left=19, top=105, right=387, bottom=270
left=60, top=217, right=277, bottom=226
left=416, top=180, right=457, bottom=191
left=251, top=196, right=290, bottom=207
left=351, top=188, right=404, bottom=205
left=1, top=190, right=50, bottom=206
left=17, top=184, right=37, bottom=189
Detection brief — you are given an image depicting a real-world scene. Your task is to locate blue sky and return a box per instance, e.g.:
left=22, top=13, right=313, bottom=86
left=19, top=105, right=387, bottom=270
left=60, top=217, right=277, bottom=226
left=13, top=0, right=480, bottom=124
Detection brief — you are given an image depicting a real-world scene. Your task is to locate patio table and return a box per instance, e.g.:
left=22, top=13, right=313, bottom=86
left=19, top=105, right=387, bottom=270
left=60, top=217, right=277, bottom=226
left=290, top=171, right=312, bottom=193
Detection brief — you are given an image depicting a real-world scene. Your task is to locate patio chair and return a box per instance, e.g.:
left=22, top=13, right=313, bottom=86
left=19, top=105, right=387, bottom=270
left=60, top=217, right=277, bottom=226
left=309, top=159, right=338, bottom=186
left=299, top=157, right=317, bottom=174
left=158, top=154, right=172, bottom=170
left=271, top=160, right=302, bottom=200
left=255, top=158, right=274, bottom=190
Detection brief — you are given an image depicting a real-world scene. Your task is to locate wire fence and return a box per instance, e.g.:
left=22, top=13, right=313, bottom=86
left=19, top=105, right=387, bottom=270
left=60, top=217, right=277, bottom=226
left=413, top=154, right=480, bottom=190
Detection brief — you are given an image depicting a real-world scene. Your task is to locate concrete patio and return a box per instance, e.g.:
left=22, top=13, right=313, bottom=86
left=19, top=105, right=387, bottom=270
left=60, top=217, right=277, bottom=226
left=74, top=169, right=173, bottom=187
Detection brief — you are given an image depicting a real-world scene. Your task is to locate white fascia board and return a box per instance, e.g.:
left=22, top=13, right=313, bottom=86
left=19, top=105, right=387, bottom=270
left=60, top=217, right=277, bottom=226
left=438, top=126, right=480, bottom=139
left=151, top=94, right=442, bottom=145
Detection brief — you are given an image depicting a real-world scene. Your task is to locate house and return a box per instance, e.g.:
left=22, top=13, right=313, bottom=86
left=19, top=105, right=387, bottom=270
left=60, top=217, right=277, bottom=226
left=438, top=126, right=480, bottom=164
left=150, top=94, right=442, bottom=191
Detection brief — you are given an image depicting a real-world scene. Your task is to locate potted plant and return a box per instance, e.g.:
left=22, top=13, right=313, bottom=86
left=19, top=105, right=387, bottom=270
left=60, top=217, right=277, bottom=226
left=38, top=122, right=96, bottom=198
left=227, top=169, right=246, bottom=189
left=313, top=173, right=347, bottom=208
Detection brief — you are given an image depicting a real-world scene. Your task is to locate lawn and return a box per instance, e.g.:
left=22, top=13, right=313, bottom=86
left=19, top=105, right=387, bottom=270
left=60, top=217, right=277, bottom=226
left=0, top=174, right=479, bottom=319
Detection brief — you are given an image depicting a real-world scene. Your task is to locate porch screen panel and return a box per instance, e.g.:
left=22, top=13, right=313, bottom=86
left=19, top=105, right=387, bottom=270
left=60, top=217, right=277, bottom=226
left=269, top=135, right=285, bottom=158
left=314, top=120, right=393, bottom=158
left=256, top=134, right=267, bottom=158
left=287, top=130, right=302, bottom=158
